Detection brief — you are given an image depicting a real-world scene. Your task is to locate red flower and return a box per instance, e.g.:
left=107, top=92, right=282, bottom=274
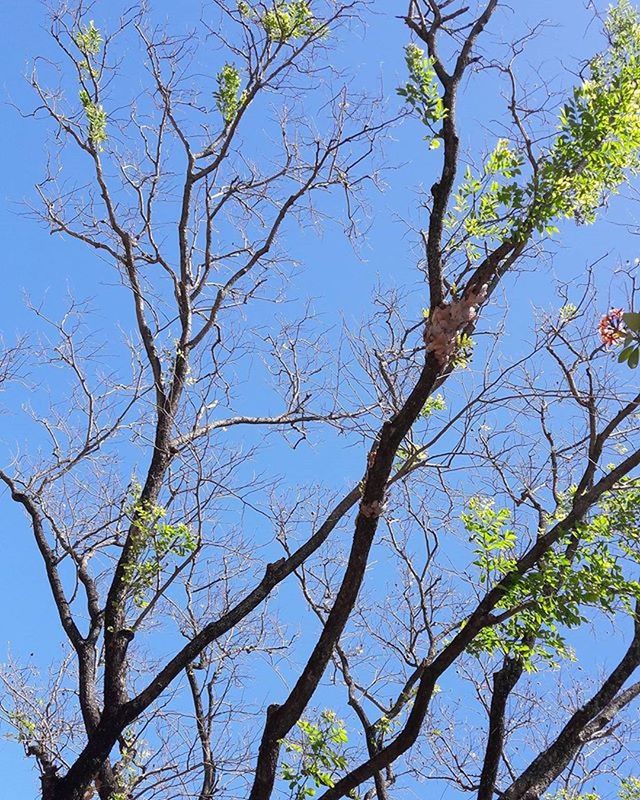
left=598, top=308, right=626, bottom=347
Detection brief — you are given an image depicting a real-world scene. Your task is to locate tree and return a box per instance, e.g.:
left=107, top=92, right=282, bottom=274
left=2, top=1, right=640, bottom=799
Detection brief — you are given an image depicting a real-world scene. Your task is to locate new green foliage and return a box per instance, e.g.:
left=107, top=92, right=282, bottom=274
left=74, top=21, right=107, bottom=147
left=214, top=63, right=245, bottom=124
left=417, top=1, right=640, bottom=257
left=464, top=485, right=640, bottom=668
left=451, top=332, right=475, bottom=370
left=280, top=710, right=349, bottom=798
left=238, top=0, right=322, bottom=40
left=600, top=475, right=640, bottom=564
left=262, top=0, right=318, bottom=40
left=74, top=20, right=102, bottom=56
left=446, top=139, right=526, bottom=259
left=618, top=312, right=640, bottom=368
left=74, top=19, right=102, bottom=76
left=109, top=728, right=143, bottom=799
left=547, top=779, right=640, bottom=800
left=7, top=711, right=36, bottom=744
left=620, top=778, right=640, bottom=800
left=463, top=498, right=516, bottom=586
left=421, top=393, right=446, bottom=417
left=525, top=0, right=640, bottom=231
left=123, top=485, right=197, bottom=608
left=397, top=43, right=447, bottom=139
left=559, top=303, right=579, bottom=322
left=548, top=791, right=601, bottom=800
left=79, top=88, right=107, bottom=148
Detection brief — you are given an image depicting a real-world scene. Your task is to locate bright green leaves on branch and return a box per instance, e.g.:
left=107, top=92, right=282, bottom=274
left=547, top=790, right=602, bottom=800
left=397, top=1, right=640, bottom=248
left=451, top=332, right=475, bottom=369
left=79, top=89, right=107, bottom=148
left=238, top=1, right=323, bottom=41
left=461, top=139, right=524, bottom=219
left=123, top=486, right=197, bottom=608
left=463, top=498, right=517, bottom=586
left=620, top=778, right=640, bottom=800
left=559, top=303, right=579, bottom=323
left=214, top=63, right=245, bottom=125
left=474, top=139, right=526, bottom=239
left=617, top=311, right=640, bottom=368
left=74, top=19, right=102, bottom=57
left=213, top=5, right=320, bottom=125
left=548, top=778, right=640, bottom=800
left=421, top=392, right=446, bottom=417
left=463, top=485, right=640, bottom=669
left=439, top=1, right=640, bottom=255
left=445, top=139, right=525, bottom=260
left=397, top=43, right=447, bottom=140
left=599, top=476, right=640, bottom=566
left=73, top=21, right=107, bottom=148
left=484, top=137, right=524, bottom=179
left=7, top=711, right=37, bottom=744
left=524, top=0, right=640, bottom=233
left=262, top=1, right=318, bottom=41
left=280, top=710, right=349, bottom=798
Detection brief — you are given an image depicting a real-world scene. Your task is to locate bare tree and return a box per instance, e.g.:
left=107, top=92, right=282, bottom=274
left=3, top=2, right=640, bottom=800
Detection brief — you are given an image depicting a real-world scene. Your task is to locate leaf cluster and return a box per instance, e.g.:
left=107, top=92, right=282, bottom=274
left=421, top=393, right=446, bottom=417
left=617, top=311, right=640, bottom=368
left=79, top=88, right=107, bottom=148
left=214, top=63, right=246, bottom=125
left=261, top=0, right=319, bottom=41
left=447, top=140, right=527, bottom=258
left=280, top=710, right=349, bottom=798
left=523, top=0, right=640, bottom=233
left=439, top=1, right=640, bottom=264
left=464, top=486, right=640, bottom=668
left=73, top=20, right=102, bottom=57
left=123, top=486, right=197, bottom=608
left=397, top=44, right=447, bottom=141
left=547, top=778, right=640, bottom=800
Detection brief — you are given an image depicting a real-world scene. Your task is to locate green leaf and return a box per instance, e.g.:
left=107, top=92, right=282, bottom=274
left=74, top=20, right=102, bottom=56
left=261, top=1, right=320, bottom=41
left=214, top=63, right=245, bottom=124
left=279, top=710, right=349, bottom=798
left=397, top=43, right=447, bottom=137
left=623, top=311, right=640, bottom=331
left=618, top=345, right=636, bottom=362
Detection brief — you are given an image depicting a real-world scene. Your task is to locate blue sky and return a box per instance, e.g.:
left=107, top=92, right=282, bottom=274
left=1, top=0, right=640, bottom=797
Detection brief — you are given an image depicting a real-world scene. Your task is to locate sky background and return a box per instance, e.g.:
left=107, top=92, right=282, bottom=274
left=1, top=0, right=640, bottom=797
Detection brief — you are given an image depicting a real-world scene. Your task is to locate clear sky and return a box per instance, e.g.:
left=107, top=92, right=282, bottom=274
left=1, top=0, right=639, bottom=797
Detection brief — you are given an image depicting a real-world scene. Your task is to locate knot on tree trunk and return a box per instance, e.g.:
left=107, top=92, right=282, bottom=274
left=359, top=499, right=385, bottom=519
left=424, top=283, right=488, bottom=364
